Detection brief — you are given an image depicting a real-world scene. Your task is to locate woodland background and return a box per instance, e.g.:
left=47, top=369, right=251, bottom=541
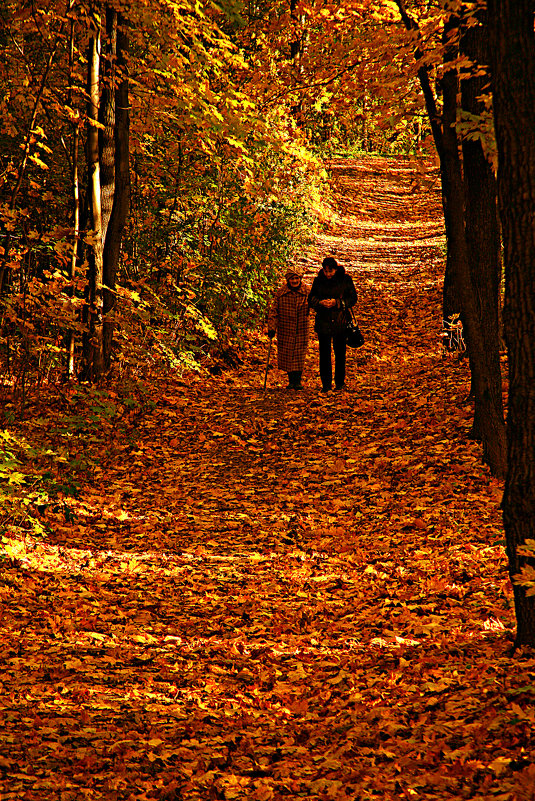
left=2, top=1, right=535, bottom=799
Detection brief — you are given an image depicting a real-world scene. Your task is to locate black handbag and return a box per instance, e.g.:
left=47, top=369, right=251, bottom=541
left=345, top=308, right=364, bottom=348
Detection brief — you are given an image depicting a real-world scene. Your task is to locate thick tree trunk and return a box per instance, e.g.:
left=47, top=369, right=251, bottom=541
left=397, top=0, right=506, bottom=477
left=441, top=21, right=507, bottom=478
left=103, top=12, right=130, bottom=369
left=83, top=4, right=105, bottom=380
left=488, top=0, right=535, bottom=647
left=460, top=11, right=506, bottom=477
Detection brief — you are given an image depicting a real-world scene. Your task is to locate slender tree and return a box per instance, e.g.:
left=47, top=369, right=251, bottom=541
left=83, top=2, right=105, bottom=380
left=67, top=12, right=81, bottom=378
left=394, top=2, right=457, bottom=320
left=81, top=3, right=129, bottom=377
left=100, top=5, right=117, bottom=248
left=102, top=8, right=130, bottom=369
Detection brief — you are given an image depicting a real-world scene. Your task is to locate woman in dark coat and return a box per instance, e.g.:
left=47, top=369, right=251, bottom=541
left=267, top=268, right=310, bottom=389
left=308, top=257, right=357, bottom=392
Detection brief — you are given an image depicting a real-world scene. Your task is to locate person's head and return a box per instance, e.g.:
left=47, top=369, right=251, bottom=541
left=286, top=268, right=303, bottom=288
left=322, top=257, right=339, bottom=279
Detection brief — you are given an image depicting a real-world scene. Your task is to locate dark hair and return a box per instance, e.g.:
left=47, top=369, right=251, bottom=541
left=322, top=257, right=339, bottom=271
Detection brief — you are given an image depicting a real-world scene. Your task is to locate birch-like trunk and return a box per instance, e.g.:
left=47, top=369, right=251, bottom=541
left=83, top=3, right=104, bottom=380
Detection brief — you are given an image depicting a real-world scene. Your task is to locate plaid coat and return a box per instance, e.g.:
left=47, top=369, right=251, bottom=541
left=267, top=280, right=310, bottom=371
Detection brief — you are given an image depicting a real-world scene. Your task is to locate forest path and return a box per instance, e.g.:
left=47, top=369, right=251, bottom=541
left=3, top=158, right=527, bottom=801
left=77, top=157, right=457, bottom=552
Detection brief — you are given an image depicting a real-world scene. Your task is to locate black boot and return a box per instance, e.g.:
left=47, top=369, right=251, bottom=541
left=288, top=371, right=303, bottom=389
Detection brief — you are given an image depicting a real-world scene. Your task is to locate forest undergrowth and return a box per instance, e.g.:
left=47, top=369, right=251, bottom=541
left=2, top=157, right=535, bottom=801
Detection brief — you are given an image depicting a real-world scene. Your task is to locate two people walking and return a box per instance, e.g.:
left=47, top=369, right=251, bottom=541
left=267, top=257, right=358, bottom=392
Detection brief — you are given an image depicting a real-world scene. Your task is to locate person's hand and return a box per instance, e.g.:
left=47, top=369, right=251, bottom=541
left=320, top=299, right=336, bottom=308
left=268, top=330, right=276, bottom=339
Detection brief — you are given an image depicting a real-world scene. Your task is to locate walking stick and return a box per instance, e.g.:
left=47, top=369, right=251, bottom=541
left=263, top=338, right=272, bottom=396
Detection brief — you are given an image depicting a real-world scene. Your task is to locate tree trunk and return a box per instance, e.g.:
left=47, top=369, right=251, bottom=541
left=66, top=15, right=80, bottom=379
left=393, top=1, right=457, bottom=320
left=441, top=16, right=507, bottom=478
left=289, top=0, right=303, bottom=125
left=488, top=0, right=535, bottom=647
left=362, top=89, right=369, bottom=152
left=83, top=3, right=105, bottom=381
left=102, top=11, right=130, bottom=369
left=396, top=0, right=506, bottom=477
left=100, top=5, right=117, bottom=247
left=67, top=122, right=80, bottom=379
left=460, top=10, right=507, bottom=477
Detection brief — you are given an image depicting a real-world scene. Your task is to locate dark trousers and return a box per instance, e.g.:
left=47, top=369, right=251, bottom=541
left=287, top=370, right=302, bottom=387
left=318, top=332, right=346, bottom=389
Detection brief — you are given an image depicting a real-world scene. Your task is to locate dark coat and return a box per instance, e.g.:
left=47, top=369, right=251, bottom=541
left=308, top=267, right=357, bottom=336
left=267, top=280, right=310, bottom=371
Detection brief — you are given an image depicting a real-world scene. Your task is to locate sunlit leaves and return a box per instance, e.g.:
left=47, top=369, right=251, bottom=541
left=2, top=156, right=528, bottom=801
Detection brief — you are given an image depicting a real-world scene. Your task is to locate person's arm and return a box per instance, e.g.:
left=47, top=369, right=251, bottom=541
left=339, top=275, right=357, bottom=310
left=308, top=278, right=321, bottom=311
left=301, top=282, right=311, bottom=313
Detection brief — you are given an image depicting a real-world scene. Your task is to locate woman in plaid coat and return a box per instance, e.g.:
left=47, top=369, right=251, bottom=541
left=267, top=268, right=310, bottom=389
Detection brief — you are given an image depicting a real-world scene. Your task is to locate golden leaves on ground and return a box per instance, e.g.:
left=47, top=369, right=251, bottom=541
left=2, top=157, right=532, bottom=801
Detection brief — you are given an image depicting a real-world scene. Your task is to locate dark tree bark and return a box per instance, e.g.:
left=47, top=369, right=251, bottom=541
left=102, top=10, right=130, bottom=369
left=66, top=15, right=80, bottom=379
left=439, top=18, right=466, bottom=327
left=393, top=1, right=457, bottom=321
left=460, top=8, right=506, bottom=476
left=100, top=5, right=117, bottom=247
left=487, top=0, right=535, bottom=647
left=67, top=122, right=80, bottom=379
left=81, top=4, right=130, bottom=376
left=396, top=1, right=506, bottom=477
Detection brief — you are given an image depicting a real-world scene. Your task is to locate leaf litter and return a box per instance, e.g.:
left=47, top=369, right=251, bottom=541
left=1, top=157, right=534, bottom=801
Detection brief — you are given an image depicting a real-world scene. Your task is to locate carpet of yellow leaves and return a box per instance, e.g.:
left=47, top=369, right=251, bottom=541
left=2, top=157, right=534, bottom=801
